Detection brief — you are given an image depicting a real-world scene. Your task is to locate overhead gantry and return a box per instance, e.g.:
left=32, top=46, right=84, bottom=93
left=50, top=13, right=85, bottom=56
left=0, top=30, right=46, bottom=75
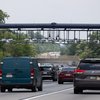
left=0, top=23, right=100, bottom=44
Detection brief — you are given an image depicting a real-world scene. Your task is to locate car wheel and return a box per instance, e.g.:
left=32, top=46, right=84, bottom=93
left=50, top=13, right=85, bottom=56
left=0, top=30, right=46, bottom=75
left=31, top=86, right=37, bottom=92
left=79, top=89, right=83, bottom=94
left=74, top=87, right=79, bottom=94
left=31, top=80, right=37, bottom=92
left=53, top=75, right=57, bottom=81
left=74, top=87, right=83, bottom=94
left=53, top=78, right=57, bottom=81
left=8, top=88, right=12, bottom=92
left=1, top=87, right=5, bottom=92
left=58, top=80, right=63, bottom=84
left=38, top=82, right=43, bottom=91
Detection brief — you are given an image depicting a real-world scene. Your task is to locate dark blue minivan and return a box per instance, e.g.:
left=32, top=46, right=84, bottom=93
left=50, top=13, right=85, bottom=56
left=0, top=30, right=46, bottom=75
left=0, top=57, right=42, bottom=92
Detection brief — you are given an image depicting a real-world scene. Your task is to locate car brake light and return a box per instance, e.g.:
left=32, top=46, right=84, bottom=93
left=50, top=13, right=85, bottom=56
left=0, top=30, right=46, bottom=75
left=30, top=68, right=34, bottom=78
left=59, top=72, right=65, bottom=77
left=0, top=62, right=3, bottom=79
left=0, top=69, right=2, bottom=78
left=74, top=69, right=85, bottom=74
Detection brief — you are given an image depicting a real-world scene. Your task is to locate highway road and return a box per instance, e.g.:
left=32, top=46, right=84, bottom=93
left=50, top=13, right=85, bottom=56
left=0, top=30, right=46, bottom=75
left=0, top=80, right=100, bottom=100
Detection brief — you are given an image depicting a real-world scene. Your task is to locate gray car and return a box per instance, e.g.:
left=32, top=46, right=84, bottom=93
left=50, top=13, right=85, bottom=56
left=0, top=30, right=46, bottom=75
left=73, top=58, right=100, bottom=94
left=40, top=64, right=58, bottom=81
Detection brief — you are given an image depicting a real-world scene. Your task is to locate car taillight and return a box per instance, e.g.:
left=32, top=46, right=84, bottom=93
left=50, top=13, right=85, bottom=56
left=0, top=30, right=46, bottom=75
left=74, top=69, right=85, bottom=74
left=59, top=72, right=65, bottom=77
left=0, top=69, right=2, bottom=78
left=30, top=68, right=34, bottom=78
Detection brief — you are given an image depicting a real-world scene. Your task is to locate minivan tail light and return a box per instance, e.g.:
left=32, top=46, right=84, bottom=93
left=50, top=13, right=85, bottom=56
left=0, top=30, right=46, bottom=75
left=74, top=69, right=85, bottom=74
left=30, top=68, right=35, bottom=79
left=0, top=69, right=2, bottom=78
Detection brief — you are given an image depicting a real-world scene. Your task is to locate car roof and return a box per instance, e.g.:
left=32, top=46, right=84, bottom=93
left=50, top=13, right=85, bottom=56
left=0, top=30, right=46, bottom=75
left=3, top=57, right=37, bottom=60
left=60, top=67, right=76, bottom=69
left=40, top=65, right=53, bottom=67
left=80, top=58, right=100, bottom=63
left=84, top=58, right=100, bottom=60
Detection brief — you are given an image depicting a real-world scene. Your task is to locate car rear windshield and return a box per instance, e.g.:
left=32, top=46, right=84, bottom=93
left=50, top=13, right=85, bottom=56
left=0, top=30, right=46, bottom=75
left=78, top=62, right=100, bottom=70
left=40, top=66, right=52, bottom=71
left=62, top=67, right=75, bottom=71
left=3, top=58, right=30, bottom=68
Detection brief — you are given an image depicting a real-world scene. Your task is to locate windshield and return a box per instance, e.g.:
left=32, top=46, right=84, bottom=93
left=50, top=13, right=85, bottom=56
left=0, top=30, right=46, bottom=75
left=62, top=67, right=75, bottom=71
left=40, top=66, right=52, bottom=71
left=3, top=58, right=30, bottom=68
left=79, top=62, right=100, bottom=70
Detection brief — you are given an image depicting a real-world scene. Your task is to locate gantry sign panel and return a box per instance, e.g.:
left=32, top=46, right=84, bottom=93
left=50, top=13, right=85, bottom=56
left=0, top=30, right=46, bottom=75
left=0, top=23, right=100, bottom=44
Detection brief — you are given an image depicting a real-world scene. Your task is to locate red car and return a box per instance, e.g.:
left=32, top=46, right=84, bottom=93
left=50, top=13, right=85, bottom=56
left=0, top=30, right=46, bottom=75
left=58, top=67, right=76, bottom=84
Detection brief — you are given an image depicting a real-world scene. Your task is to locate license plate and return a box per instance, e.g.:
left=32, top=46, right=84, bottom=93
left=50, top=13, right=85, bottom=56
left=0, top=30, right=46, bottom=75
left=6, top=74, right=13, bottom=78
left=66, top=74, right=71, bottom=76
left=43, top=72, right=47, bottom=74
left=97, top=77, right=100, bottom=80
left=90, top=76, right=96, bottom=80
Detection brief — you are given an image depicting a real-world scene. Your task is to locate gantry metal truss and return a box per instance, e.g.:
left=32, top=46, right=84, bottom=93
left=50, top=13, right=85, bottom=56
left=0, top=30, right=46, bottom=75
left=0, top=23, right=100, bottom=44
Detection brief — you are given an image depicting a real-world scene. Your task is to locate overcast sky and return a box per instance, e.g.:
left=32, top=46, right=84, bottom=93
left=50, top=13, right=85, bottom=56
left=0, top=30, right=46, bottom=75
left=0, top=0, right=100, bottom=23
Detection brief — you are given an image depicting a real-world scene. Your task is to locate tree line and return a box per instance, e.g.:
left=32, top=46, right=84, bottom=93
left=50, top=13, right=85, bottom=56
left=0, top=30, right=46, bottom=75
left=0, top=9, right=60, bottom=59
left=0, top=9, right=38, bottom=59
left=61, top=31, right=100, bottom=59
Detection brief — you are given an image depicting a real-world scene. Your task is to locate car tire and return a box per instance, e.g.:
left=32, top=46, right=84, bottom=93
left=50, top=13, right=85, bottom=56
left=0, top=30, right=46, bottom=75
left=52, top=73, right=57, bottom=82
left=32, top=86, right=37, bottom=92
left=37, top=80, right=43, bottom=91
left=38, top=82, right=43, bottom=91
left=53, top=78, right=57, bottom=81
left=1, top=87, right=5, bottom=92
left=58, top=80, right=63, bottom=84
left=79, top=89, right=83, bottom=94
left=32, top=80, right=37, bottom=92
left=74, top=87, right=79, bottom=94
left=8, top=88, right=12, bottom=92
left=74, top=87, right=83, bottom=94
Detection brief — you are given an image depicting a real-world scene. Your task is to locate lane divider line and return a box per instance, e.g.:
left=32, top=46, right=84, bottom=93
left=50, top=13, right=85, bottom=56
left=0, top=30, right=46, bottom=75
left=22, top=87, right=73, bottom=100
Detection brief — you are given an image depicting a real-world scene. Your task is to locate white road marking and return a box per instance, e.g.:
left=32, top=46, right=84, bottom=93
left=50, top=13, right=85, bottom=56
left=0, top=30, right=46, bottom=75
left=23, top=87, right=73, bottom=100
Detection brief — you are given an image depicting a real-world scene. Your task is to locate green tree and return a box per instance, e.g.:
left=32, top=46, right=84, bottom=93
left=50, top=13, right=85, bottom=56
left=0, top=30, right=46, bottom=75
left=0, top=9, right=9, bottom=23
left=34, top=32, right=44, bottom=40
left=0, top=10, right=38, bottom=58
left=4, top=40, right=37, bottom=57
left=67, top=44, right=77, bottom=55
left=0, top=9, right=9, bottom=59
left=35, top=43, right=60, bottom=53
left=59, top=31, right=100, bottom=58
left=76, top=31, right=100, bottom=59
left=76, top=42, right=93, bottom=59
left=60, top=43, right=78, bottom=55
left=28, top=31, right=44, bottom=40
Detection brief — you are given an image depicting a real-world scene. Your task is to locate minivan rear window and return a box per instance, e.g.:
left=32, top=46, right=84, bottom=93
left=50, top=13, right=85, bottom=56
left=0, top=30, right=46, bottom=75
left=79, top=62, right=100, bottom=70
left=3, top=58, right=30, bottom=68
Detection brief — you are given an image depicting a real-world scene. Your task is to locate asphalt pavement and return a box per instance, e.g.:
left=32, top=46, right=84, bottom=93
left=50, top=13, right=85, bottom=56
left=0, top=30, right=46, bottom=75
left=0, top=80, right=100, bottom=100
